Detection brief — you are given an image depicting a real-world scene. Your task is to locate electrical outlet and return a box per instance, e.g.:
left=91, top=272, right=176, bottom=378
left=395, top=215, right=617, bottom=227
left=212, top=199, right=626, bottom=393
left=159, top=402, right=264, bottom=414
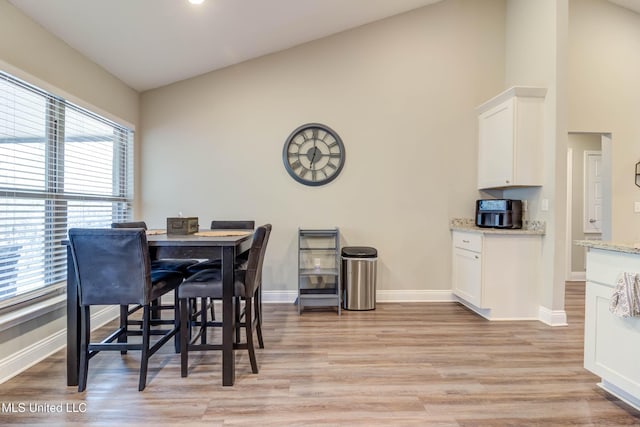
left=634, top=202, right=640, bottom=213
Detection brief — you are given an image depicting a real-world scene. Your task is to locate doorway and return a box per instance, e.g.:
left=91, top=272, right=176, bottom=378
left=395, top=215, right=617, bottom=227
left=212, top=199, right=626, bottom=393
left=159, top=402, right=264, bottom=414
left=565, top=133, right=612, bottom=281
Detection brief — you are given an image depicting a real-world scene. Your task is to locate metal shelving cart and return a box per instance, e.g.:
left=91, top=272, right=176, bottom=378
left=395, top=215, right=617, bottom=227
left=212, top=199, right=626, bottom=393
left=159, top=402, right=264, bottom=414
left=297, top=228, right=340, bottom=315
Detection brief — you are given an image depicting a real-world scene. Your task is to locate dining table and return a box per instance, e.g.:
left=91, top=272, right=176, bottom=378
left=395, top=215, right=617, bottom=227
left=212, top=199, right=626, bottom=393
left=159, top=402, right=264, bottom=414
left=64, top=229, right=254, bottom=387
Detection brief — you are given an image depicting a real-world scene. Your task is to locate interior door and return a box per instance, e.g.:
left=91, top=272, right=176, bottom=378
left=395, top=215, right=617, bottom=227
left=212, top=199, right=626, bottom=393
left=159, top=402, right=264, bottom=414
left=584, top=151, right=602, bottom=234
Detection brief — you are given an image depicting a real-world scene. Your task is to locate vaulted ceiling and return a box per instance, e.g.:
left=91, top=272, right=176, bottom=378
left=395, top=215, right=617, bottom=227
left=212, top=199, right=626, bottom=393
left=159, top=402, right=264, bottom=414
left=7, top=0, right=640, bottom=92
left=8, top=0, right=443, bottom=91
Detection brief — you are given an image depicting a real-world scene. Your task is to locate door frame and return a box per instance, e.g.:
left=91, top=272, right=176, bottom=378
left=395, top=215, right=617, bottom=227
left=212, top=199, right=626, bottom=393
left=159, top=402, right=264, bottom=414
left=565, top=133, right=612, bottom=281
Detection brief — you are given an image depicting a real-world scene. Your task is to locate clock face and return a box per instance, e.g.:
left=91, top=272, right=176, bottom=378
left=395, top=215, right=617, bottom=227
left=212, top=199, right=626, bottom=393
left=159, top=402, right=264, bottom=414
left=282, top=123, right=345, bottom=186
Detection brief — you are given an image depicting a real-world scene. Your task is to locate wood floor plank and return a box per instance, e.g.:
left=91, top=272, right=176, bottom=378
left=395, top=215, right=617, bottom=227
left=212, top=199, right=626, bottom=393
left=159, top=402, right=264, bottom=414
left=1, top=282, right=640, bottom=425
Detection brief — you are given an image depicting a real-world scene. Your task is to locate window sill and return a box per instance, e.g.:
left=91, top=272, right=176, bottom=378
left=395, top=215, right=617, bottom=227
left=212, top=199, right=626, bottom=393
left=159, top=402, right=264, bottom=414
left=0, top=293, right=66, bottom=333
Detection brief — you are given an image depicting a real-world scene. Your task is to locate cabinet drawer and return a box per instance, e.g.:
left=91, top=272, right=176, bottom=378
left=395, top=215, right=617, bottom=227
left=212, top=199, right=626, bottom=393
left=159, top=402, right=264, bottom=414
left=452, top=232, right=482, bottom=252
left=586, top=248, right=640, bottom=288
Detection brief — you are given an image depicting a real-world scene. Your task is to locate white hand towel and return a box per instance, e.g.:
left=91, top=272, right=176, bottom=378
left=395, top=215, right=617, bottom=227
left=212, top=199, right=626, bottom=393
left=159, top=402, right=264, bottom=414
left=609, top=272, right=640, bottom=317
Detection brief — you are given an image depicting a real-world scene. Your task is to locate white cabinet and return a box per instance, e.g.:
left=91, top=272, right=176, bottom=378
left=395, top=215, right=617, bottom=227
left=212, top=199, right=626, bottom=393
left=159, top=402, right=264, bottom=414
left=451, top=230, right=541, bottom=320
left=584, top=248, right=640, bottom=410
left=452, top=232, right=482, bottom=307
left=477, top=86, right=546, bottom=190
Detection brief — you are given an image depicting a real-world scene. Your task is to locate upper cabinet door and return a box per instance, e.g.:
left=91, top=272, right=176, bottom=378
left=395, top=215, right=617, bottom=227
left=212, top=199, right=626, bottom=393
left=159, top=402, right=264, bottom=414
left=476, top=87, right=547, bottom=190
left=478, top=98, right=515, bottom=189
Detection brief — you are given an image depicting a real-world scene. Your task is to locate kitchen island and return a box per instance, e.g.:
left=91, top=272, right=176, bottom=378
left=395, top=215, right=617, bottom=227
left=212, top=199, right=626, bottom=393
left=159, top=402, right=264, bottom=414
left=575, top=240, right=640, bottom=411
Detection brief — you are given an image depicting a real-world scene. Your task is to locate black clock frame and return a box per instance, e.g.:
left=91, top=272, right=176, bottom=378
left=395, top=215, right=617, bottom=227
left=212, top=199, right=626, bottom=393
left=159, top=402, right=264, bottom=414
left=282, top=123, right=345, bottom=187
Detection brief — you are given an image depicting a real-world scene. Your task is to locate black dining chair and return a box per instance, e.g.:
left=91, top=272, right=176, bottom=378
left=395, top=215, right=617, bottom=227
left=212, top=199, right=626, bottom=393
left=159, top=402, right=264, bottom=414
left=111, top=221, right=200, bottom=274
left=112, top=221, right=198, bottom=323
left=68, top=228, right=184, bottom=391
left=183, top=220, right=255, bottom=322
left=178, top=224, right=271, bottom=377
left=184, top=220, right=255, bottom=275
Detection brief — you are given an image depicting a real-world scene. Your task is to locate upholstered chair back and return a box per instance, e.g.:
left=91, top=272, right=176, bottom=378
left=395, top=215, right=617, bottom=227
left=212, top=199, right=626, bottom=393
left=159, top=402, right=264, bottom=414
left=210, top=220, right=255, bottom=230
left=242, top=224, right=271, bottom=297
left=68, top=228, right=151, bottom=306
left=111, top=221, right=148, bottom=230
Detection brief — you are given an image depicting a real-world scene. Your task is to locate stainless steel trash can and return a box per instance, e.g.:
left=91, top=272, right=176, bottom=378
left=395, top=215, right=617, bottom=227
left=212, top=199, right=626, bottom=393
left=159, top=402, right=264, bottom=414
left=341, top=246, right=377, bottom=310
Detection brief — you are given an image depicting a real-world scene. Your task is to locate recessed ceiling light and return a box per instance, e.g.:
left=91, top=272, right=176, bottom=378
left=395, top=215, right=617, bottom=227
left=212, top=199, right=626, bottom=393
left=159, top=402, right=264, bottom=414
left=189, top=0, right=204, bottom=4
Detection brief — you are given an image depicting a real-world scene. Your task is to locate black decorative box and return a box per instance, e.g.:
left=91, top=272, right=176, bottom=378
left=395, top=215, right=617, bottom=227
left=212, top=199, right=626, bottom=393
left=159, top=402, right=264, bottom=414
left=166, top=217, right=199, bottom=235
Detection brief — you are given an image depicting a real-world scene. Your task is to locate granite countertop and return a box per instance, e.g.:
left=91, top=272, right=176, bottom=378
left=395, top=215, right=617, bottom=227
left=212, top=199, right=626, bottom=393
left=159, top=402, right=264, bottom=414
left=450, top=218, right=546, bottom=235
left=575, top=240, right=640, bottom=255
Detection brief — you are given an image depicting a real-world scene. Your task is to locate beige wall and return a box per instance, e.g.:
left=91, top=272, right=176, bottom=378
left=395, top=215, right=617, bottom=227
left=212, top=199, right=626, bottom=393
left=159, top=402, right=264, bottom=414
left=569, top=0, right=640, bottom=243
left=140, top=0, right=507, bottom=296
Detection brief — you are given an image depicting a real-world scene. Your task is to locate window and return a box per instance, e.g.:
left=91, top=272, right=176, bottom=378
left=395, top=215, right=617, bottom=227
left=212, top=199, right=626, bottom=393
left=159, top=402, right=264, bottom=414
left=0, top=71, right=133, bottom=305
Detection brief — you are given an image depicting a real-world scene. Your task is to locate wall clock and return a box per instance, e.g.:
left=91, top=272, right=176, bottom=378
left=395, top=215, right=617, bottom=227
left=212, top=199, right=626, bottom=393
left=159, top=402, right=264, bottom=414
left=282, top=123, right=345, bottom=186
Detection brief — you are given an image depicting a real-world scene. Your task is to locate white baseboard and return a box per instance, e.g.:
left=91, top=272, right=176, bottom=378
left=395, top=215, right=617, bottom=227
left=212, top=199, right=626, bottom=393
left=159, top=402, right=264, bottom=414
left=262, top=290, right=297, bottom=304
left=0, top=306, right=119, bottom=385
left=538, top=305, right=568, bottom=326
left=262, top=290, right=456, bottom=304
left=376, top=290, right=456, bottom=302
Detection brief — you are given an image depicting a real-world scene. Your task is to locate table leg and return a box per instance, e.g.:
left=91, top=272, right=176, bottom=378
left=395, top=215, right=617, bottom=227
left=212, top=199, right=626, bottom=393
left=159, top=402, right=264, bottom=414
left=65, top=245, right=79, bottom=386
left=221, top=245, right=236, bottom=386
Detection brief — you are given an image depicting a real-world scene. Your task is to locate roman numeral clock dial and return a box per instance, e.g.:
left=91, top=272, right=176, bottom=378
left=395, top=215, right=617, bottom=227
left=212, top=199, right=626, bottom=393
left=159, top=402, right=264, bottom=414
left=282, top=123, right=345, bottom=186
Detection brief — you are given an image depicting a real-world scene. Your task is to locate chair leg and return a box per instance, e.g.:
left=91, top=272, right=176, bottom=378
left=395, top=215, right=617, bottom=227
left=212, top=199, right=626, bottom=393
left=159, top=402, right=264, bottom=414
left=255, top=289, right=264, bottom=349
left=138, top=305, right=151, bottom=391
left=244, top=297, right=258, bottom=374
left=180, top=297, right=189, bottom=377
left=235, top=297, right=241, bottom=343
left=78, top=306, right=91, bottom=392
left=150, top=298, right=160, bottom=321
left=119, top=305, right=129, bottom=354
left=200, top=297, right=208, bottom=344
left=173, top=291, right=180, bottom=353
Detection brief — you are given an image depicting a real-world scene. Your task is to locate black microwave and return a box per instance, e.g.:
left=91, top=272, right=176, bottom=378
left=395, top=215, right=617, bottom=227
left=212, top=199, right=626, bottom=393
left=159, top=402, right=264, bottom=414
left=476, top=199, right=523, bottom=229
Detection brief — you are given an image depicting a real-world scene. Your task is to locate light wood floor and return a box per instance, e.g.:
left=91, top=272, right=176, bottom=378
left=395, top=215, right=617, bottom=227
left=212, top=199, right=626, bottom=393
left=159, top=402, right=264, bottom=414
left=2, top=282, right=640, bottom=426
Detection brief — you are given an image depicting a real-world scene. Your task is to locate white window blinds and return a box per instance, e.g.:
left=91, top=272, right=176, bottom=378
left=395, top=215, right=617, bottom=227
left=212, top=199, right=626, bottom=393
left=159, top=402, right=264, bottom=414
left=0, top=71, right=133, bottom=305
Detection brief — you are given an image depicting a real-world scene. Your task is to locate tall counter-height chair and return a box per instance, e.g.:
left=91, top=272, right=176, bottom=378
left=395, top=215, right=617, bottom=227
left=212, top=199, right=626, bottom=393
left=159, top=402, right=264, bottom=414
left=111, top=221, right=199, bottom=274
left=178, top=224, right=271, bottom=377
left=112, top=221, right=197, bottom=324
left=183, top=220, right=255, bottom=322
left=68, top=228, right=184, bottom=391
left=185, top=220, right=255, bottom=275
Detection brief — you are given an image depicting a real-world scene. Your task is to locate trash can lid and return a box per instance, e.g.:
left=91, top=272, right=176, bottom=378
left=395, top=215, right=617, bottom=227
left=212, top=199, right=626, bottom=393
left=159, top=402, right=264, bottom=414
left=341, top=246, right=377, bottom=258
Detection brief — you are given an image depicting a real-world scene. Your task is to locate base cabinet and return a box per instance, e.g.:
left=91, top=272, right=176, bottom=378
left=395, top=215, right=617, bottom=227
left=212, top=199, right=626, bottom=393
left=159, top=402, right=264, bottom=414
left=451, top=230, right=541, bottom=320
left=452, top=246, right=482, bottom=307
left=452, top=232, right=483, bottom=307
left=584, top=248, right=640, bottom=410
